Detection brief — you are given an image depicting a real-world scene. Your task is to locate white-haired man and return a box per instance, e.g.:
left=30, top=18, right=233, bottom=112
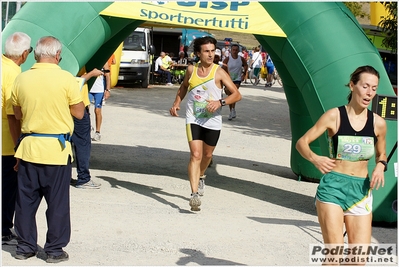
left=12, top=36, right=84, bottom=263
left=2, top=32, right=32, bottom=246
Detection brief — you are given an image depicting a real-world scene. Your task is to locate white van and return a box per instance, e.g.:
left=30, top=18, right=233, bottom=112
left=118, top=27, right=155, bottom=88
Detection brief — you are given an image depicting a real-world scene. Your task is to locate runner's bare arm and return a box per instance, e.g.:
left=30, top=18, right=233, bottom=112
left=206, top=68, right=241, bottom=113
left=296, top=108, right=338, bottom=174
left=217, top=67, right=241, bottom=106
left=370, top=114, right=387, bottom=189
left=81, top=68, right=103, bottom=81
left=170, top=65, right=193, bottom=117
left=103, top=62, right=111, bottom=99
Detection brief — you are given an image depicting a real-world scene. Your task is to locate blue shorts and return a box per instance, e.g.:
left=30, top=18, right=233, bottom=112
left=316, top=171, right=372, bottom=216
left=89, top=92, right=104, bottom=108
left=266, top=64, right=274, bottom=74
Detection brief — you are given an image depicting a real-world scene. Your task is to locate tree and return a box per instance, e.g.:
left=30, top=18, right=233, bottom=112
left=344, top=2, right=369, bottom=19
left=378, top=2, right=397, bottom=53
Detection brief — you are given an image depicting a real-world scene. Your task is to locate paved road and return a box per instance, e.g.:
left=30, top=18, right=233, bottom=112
left=2, top=82, right=397, bottom=266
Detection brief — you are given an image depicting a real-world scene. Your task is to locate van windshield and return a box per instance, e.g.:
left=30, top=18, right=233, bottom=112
left=123, top=32, right=146, bottom=51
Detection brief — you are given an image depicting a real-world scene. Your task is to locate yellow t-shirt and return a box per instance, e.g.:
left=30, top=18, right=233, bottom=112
left=12, top=63, right=83, bottom=165
left=76, top=67, right=90, bottom=107
left=2, top=55, right=21, bottom=155
left=81, top=83, right=90, bottom=107
left=162, top=55, right=172, bottom=69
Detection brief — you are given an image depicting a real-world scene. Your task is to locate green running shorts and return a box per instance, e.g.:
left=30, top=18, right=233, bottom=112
left=316, top=171, right=372, bottom=216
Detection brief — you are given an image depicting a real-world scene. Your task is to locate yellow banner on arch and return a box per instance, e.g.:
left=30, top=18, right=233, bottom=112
left=100, top=1, right=286, bottom=37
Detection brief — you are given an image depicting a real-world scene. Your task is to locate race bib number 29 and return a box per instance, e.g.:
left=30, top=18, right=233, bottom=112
left=336, top=136, right=375, bottom=161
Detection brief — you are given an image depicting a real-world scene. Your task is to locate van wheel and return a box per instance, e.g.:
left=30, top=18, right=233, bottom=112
left=141, top=79, right=149, bottom=88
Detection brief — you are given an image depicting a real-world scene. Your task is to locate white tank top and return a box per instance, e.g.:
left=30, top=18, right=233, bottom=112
left=227, top=55, right=243, bottom=82
left=186, top=63, right=223, bottom=130
left=89, top=75, right=105, bottom=93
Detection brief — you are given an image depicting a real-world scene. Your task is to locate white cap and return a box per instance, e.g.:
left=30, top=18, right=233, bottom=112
left=215, top=49, right=221, bottom=57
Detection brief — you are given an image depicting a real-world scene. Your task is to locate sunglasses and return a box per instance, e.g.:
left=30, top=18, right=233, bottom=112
left=28, top=46, right=33, bottom=53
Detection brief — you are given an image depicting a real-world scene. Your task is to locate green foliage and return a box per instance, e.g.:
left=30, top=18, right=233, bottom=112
left=378, top=2, right=397, bottom=53
left=344, top=2, right=369, bottom=19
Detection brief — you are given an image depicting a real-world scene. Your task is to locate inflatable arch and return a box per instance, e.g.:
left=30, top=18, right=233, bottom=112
left=2, top=1, right=397, bottom=223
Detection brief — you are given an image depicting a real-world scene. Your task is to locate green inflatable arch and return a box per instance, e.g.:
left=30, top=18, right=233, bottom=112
left=2, top=1, right=397, bottom=223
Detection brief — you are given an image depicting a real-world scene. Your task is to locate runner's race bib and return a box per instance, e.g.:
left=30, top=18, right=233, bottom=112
left=336, top=136, right=375, bottom=161
left=194, top=101, right=212, bottom=118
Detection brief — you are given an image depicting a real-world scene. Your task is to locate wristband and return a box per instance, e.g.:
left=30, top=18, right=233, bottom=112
left=378, top=160, right=387, bottom=172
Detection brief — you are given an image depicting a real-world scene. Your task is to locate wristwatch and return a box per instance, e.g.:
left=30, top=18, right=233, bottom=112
left=378, top=160, right=388, bottom=172
left=219, top=99, right=226, bottom=106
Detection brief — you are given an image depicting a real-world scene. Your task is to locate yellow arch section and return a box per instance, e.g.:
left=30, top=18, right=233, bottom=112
left=100, top=1, right=286, bottom=37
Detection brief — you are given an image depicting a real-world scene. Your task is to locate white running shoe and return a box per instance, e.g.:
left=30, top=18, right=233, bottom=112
left=92, top=132, right=101, bottom=141
left=75, top=179, right=101, bottom=189
left=189, top=193, right=201, bottom=211
left=198, top=175, right=206, bottom=196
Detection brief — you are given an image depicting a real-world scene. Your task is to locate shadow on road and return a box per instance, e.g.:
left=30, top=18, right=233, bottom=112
left=98, top=175, right=192, bottom=214
left=248, top=217, right=322, bottom=243
left=176, top=248, right=245, bottom=265
left=90, top=143, right=316, bottom=216
left=108, top=88, right=292, bottom=140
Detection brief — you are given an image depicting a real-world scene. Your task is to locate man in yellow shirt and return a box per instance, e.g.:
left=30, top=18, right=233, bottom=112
left=11, top=36, right=84, bottom=263
left=2, top=32, right=32, bottom=246
left=155, top=52, right=173, bottom=86
left=162, top=52, right=173, bottom=69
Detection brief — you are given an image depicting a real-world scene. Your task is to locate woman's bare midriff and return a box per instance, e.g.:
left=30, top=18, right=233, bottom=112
left=332, top=159, right=369, bottom=178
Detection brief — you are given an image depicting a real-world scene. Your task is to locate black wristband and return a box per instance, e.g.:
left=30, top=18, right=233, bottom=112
left=378, top=160, right=388, bottom=172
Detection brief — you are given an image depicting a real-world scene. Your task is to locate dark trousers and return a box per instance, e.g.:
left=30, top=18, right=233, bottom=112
left=2, top=155, right=18, bottom=236
left=15, top=159, right=71, bottom=256
left=156, top=69, right=172, bottom=83
left=72, top=108, right=91, bottom=185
